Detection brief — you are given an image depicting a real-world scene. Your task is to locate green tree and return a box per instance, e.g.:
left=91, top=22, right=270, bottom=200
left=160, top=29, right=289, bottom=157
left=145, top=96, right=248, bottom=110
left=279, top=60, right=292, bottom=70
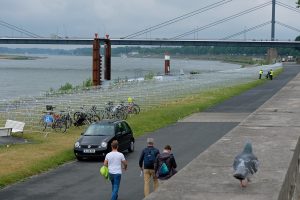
left=297, top=0, right=300, bottom=8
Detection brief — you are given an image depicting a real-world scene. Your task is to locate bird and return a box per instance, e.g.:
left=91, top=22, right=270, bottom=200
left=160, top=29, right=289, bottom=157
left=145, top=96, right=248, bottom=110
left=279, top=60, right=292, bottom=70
left=233, top=142, right=259, bottom=187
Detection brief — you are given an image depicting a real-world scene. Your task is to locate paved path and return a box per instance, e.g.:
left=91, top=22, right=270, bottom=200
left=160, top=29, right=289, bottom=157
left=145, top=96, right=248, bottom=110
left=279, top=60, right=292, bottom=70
left=0, top=63, right=298, bottom=200
left=144, top=63, right=300, bottom=200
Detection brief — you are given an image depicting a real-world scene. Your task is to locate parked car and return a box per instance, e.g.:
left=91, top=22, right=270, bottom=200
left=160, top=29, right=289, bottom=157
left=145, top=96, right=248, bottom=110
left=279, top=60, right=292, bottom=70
left=74, top=119, right=135, bottom=160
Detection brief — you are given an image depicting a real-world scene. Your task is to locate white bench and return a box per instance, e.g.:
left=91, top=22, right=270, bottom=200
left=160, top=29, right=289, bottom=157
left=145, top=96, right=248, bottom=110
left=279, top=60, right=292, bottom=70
left=0, top=120, right=25, bottom=136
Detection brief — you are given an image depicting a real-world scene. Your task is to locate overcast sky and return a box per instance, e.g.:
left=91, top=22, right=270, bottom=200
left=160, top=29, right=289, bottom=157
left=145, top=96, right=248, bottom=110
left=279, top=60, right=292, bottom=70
left=0, top=0, right=299, bottom=41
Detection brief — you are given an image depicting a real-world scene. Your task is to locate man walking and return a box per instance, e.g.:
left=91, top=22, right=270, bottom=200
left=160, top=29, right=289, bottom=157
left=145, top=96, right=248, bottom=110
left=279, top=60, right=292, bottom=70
left=259, top=69, right=263, bottom=79
left=104, top=140, right=128, bottom=200
left=155, top=145, right=177, bottom=182
left=139, top=138, right=160, bottom=197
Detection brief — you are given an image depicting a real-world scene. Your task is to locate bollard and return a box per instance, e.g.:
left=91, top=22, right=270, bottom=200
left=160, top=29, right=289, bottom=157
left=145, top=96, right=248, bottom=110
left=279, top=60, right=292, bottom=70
left=164, top=53, right=170, bottom=75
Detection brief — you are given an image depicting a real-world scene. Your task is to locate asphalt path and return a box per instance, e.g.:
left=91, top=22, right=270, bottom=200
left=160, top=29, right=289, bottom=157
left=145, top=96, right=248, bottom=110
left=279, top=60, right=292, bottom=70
left=0, top=63, right=299, bottom=200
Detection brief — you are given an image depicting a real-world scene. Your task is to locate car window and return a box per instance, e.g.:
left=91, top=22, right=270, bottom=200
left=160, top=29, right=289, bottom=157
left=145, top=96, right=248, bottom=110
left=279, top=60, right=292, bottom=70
left=84, top=124, right=114, bottom=136
left=122, top=122, right=131, bottom=133
left=115, top=123, right=123, bottom=134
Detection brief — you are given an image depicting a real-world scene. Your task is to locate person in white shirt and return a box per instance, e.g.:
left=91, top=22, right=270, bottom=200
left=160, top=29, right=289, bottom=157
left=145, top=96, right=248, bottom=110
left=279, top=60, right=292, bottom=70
left=104, top=140, right=128, bottom=200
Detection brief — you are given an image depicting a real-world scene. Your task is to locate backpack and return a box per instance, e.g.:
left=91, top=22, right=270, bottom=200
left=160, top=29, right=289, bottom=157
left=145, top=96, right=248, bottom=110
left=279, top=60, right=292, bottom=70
left=159, top=162, right=169, bottom=176
left=144, top=149, right=156, bottom=166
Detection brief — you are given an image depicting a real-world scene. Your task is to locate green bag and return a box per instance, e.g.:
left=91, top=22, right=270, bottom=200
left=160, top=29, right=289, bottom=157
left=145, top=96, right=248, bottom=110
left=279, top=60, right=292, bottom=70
left=100, top=166, right=109, bottom=180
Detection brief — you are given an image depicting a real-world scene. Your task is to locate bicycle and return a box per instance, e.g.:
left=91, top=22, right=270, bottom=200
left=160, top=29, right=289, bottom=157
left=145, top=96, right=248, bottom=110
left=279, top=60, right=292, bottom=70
left=41, top=105, right=67, bottom=133
left=42, top=111, right=67, bottom=133
left=73, top=105, right=100, bottom=127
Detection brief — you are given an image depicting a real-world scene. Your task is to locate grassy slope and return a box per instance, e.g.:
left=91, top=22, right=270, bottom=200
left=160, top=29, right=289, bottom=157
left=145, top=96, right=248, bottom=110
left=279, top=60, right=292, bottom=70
left=0, top=68, right=283, bottom=188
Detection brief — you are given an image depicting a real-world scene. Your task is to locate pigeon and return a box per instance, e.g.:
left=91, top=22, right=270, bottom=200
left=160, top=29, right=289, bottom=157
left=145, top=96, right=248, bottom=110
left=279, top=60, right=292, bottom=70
left=233, top=142, right=259, bottom=187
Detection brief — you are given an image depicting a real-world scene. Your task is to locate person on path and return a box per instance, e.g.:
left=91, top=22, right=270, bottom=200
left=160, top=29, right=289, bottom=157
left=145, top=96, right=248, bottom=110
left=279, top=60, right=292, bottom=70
left=266, top=70, right=270, bottom=79
left=154, top=145, right=177, bottom=183
left=139, top=138, right=160, bottom=197
left=104, top=140, right=128, bottom=200
left=259, top=69, right=263, bottom=79
left=269, top=69, right=274, bottom=80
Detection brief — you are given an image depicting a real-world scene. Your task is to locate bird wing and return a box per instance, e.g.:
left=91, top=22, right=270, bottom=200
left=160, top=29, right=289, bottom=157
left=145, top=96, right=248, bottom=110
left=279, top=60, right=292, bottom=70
left=244, top=155, right=259, bottom=174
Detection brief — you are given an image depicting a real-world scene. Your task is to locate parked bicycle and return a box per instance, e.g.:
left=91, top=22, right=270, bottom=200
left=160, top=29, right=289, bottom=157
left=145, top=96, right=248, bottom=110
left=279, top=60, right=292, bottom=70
left=73, top=105, right=100, bottom=127
left=99, top=101, right=126, bottom=120
left=41, top=105, right=67, bottom=133
left=59, top=106, right=73, bottom=128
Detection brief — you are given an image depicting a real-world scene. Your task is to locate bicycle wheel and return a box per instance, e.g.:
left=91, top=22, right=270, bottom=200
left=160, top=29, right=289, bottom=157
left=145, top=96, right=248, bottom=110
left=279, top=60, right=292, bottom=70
left=54, top=119, right=67, bottom=133
left=42, top=122, right=48, bottom=131
left=98, top=110, right=106, bottom=120
left=91, top=114, right=100, bottom=122
left=73, top=112, right=82, bottom=121
left=131, top=107, right=138, bottom=115
left=115, top=110, right=127, bottom=120
left=66, top=114, right=73, bottom=128
left=133, top=104, right=140, bottom=114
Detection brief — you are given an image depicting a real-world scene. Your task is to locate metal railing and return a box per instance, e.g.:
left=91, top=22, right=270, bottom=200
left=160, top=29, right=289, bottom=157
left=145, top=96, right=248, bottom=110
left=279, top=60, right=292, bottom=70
left=0, top=63, right=281, bottom=135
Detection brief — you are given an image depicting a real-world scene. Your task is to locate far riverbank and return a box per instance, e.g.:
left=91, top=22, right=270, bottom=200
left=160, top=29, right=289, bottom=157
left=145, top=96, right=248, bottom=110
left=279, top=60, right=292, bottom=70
left=0, top=54, right=46, bottom=60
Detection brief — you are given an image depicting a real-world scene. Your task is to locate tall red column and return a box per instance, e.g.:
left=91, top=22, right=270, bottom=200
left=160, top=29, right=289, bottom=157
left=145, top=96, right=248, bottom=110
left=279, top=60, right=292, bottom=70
left=92, top=33, right=101, bottom=86
left=104, top=35, right=111, bottom=80
left=164, top=53, right=170, bottom=75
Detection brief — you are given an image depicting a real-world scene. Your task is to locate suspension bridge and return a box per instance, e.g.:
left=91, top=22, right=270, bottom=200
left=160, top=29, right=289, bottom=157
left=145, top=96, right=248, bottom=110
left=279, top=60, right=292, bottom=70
left=0, top=0, right=300, bottom=85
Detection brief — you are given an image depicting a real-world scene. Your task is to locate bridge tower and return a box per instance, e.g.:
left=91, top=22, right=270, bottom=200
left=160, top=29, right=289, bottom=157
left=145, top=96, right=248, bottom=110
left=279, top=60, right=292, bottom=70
left=271, top=0, right=276, bottom=41
left=267, top=0, right=278, bottom=64
left=92, top=33, right=101, bottom=86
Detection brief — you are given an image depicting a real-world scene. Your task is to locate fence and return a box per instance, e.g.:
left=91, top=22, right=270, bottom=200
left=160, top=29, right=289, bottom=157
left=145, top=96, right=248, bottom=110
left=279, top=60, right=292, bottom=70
left=0, top=63, right=281, bottom=135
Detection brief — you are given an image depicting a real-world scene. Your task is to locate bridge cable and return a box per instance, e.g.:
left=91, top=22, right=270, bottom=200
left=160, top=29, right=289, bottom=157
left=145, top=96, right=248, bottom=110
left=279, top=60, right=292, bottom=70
left=0, top=20, right=41, bottom=38
left=171, top=1, right=272, bottom=39
left=276, top=1, right=300, bottom=14
left=276, top=21, right=300, bottom=33
left=222, top=21, right=272, bottom=40
left=171, top=1, right=272, bottom=40
left=123, top=0, right=234, bottom=39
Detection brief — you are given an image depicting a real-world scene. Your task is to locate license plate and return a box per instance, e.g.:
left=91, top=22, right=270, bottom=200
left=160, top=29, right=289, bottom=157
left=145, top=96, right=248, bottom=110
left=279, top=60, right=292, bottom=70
left=83, top=149, right=95, bottom=153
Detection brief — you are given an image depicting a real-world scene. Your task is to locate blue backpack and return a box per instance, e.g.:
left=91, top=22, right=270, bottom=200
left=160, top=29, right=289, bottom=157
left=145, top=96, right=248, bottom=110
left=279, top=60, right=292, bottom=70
left=144, top=149, right=156, bottom=166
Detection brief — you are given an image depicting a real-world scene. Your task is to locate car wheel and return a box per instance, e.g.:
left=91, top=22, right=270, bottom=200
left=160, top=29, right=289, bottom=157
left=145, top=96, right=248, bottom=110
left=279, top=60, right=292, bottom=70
left=128, top=140, right=134, bottom=152
left=76, top=156, right=83, bottom=161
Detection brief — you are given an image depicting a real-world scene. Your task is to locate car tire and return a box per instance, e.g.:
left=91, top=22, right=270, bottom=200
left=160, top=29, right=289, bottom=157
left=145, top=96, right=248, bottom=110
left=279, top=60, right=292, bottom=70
left=128, top=140, right=134, bottom=152
left=76, top=156, right=83, bottom=161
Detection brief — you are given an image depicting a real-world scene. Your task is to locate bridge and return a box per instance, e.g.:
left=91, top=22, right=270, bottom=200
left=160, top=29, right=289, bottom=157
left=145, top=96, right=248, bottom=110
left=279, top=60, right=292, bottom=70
left=1, top=36, right=300, bottom=85
left=1, top=0, right=300, bottom=85
left=1, top=37, right=300, bottom=48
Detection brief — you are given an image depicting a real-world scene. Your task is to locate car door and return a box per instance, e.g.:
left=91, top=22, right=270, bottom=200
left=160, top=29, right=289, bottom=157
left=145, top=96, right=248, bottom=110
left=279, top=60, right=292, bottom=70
left=115, top=122, right=126, bottom=151
left=121, top=121, right=133, bottom=149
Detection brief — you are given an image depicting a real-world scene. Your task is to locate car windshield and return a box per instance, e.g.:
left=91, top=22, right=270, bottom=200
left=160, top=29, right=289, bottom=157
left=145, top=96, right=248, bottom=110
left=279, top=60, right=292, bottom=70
left=84, top=124, right=115, bottom=136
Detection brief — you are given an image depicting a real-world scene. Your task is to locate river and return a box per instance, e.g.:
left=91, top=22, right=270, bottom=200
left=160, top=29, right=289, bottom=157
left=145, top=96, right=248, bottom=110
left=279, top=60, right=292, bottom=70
left=0, top=55, right=241, bottom=100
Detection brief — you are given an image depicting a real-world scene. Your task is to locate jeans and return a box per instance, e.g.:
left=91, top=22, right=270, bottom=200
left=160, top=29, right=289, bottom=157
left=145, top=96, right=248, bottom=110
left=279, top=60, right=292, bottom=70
left=143, top=169, right=159, bottom=197
left=109, top=173, right=121, bottom=200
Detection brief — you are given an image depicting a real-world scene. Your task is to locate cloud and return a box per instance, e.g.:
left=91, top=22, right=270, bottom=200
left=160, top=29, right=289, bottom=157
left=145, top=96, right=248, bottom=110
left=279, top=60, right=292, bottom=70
left=0, top=0, right=299, bottom=40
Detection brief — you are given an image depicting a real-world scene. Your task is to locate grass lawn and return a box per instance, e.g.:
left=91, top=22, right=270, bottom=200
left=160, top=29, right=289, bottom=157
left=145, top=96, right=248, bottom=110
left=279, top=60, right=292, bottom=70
left=0, top=67, right=282, bottom=188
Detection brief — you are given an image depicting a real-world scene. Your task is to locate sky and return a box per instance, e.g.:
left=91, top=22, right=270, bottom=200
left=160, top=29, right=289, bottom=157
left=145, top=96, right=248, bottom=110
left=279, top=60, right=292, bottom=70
left=0, top=0, right=299, bottom=41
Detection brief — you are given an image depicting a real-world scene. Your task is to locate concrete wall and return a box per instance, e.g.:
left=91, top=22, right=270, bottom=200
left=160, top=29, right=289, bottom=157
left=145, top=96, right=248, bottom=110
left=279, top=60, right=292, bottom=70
left=144, top=73, right=300, bottom=200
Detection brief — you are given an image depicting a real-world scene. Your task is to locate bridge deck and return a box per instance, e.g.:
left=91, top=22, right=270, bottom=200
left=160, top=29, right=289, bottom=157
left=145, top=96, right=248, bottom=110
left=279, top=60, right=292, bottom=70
left=1, top=38, right=300, bottom=48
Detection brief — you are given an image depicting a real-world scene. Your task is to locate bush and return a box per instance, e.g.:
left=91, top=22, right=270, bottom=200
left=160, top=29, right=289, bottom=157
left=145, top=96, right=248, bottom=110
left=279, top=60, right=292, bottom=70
left=59, top=82, right=73, bottom=91
left=144, top=71, right=154, bottom=80
left=82, top=78, right=92, bottom=87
